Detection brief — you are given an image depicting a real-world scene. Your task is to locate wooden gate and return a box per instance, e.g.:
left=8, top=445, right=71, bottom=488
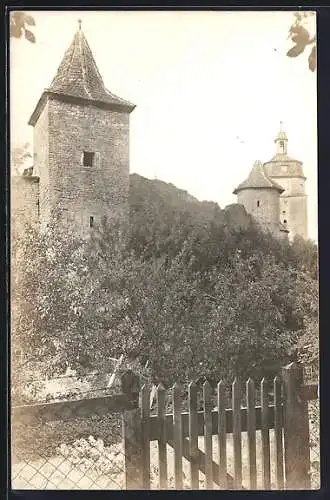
left=122, top=362, right=318, bottom=490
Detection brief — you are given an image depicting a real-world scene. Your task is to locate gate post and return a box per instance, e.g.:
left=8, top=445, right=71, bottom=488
left=121, top=370, right=143, bottom=489
left=282, top=362, right=311, bottom=489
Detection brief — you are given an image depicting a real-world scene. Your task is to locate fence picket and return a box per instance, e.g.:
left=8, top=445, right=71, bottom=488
left=246, top=378, right=257, bottom=490
left=188, top=382, right=199, bottom=489
left=282, top=363, right=311, bottom=489
left=273, top=376, right=284, bottom=489
left=232, top=378, right=242, bottom=489
left=217, top=380, right=227, bottom=489
left=121, top=371, right=143, bottom=489
left=203, top=381, right=213, bottom=489
left=261, top=378, right=271, bottom=489
left=15, top=365, right=316, bottom=492
left=173, top=383, right=183, bottom=489
left=156, top=383, right=167, bottom=489
left=140, top=384, right=151, bottom=489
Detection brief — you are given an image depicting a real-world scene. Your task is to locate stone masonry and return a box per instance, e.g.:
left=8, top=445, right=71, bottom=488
left=32, top=97, right=130, bottom=237
left=234, top=124, right=308, bottom=240
left=263, top=126, right=308, bottom=240
left=233, top=160, right=289, bottom=240
left=11, top=25, right=308, bottom=242
left=16, top=22, right=135, bottom=239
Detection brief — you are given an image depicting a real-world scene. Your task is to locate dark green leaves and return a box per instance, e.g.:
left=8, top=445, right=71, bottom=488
left=12, top=176, right=318, bottom=396
left=286, top=12, right=316, bottom=72
left=308, top=45, right=316, bottom=72
left=24, top=14, right=36, bottom=27
left=25, top=29, right=36, bottom=43
left=286, top=44, right=307, bottom=58
left=10, top=12, right=36, bottom=43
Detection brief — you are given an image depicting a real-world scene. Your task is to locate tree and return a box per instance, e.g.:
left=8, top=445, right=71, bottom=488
left=290, top=238, right=319, bottom=371
left=11, top=178, right=319, bottom=396
left=57, top=219, right=317, bottom=387
left=11, top=222, right=89, bottom=397
left=290, top=235, right=318, bottom=280
left=10, top=11, right=36, bottom=43
left=287, top=12, right=316, bottom=72
left=11, top=142, right=32, bottom=175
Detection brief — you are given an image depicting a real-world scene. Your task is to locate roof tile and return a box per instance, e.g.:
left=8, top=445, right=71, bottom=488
left=48, top=28, right=134, bottom=109
left=233, top=160, right=284, bottom=194
left=28, top=27, right=135, bottom=125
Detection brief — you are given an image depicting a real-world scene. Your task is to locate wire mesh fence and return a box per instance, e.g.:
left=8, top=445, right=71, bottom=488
left=11, top=408, right=127, bottom=489
left=11, top=370, right=320, bottom=490
left=302, top=364, right=319, bottom=489
left=10, top=384, right=269, bottom=490
left=308, top=399, right=320, bottom=489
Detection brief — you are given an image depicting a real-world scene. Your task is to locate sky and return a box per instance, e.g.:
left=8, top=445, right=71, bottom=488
left=10, top=10, right=318, bottom=241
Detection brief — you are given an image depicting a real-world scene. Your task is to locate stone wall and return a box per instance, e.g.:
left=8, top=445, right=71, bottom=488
left=35, top=96, right=130, bottom=238
left=280, top=195, right=308, bottom=241
left=275, top=177, right=306, bottom=197
left=264, top=159, right=304, bottom=178
left=33, top=101, right=50, bottom=232
left=266, top=177, right=307, bottom=240
left=237, top=188, right=281, bottom=228
left=264, top=160, right=308, bottom=240
left=11, top=176, right=40, bottom=235
left=223, top=203, right=252, bottom=229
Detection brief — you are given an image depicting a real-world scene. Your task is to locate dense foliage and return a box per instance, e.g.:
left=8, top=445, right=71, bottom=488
left=11, top=175, right=319, bottom=398
left=286, top=12, right=316, bottom=72
left=10, top=11, right=36, bottom=43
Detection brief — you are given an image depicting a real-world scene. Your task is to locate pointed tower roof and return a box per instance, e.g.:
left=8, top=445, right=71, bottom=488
left=29, top=21, right=135, bottom=126
left=275, top=121, right=288, bottom=142
left=233, top=160, right=284, bottom=195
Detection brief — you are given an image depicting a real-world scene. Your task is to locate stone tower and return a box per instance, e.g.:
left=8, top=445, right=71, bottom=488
left=233, top=160, right=288, bottom=239
left=263, top=125, right=308, bottom=240
left=28, top=22, right=135, bottom=237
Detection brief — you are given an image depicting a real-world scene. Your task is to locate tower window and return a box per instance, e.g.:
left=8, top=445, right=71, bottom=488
left=282, top=210, right=286, bottom=214
left=284, top=219, right=287, bottom=224
left=257, top=200, right=260, bottom=207
left=280, top=141, right=285, bottom=152
left=83, top=151, right=95, bottom=167
left=89, top=216, right=94, bottom=228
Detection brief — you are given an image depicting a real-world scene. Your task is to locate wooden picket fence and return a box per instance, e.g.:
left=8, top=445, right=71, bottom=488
left=121, top=362, right=318, bottom=490
left=12, top=361, right=318, bottom=490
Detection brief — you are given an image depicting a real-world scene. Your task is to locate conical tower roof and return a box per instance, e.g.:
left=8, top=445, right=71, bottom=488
left=233, top=160, right=284, bottom=195
left=29, top=22, right=135, bottom=126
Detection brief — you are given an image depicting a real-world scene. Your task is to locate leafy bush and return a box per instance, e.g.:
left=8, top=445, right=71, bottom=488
left=12, top=413, right=122, bottom=463
left=11, top=175, right=318, bottom=392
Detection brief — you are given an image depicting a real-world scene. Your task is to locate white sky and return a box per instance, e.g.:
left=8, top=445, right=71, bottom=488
left=10, top=10, right=318, bottom=240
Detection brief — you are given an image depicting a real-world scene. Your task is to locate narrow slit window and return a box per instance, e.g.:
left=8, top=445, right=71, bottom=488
left=89, top=216, right=94, bottom=228
left=83, top=151, right=95, bottom=167
left=257, top=200, right=260, bottom=207
left=284, top=219, right=287, bottom=224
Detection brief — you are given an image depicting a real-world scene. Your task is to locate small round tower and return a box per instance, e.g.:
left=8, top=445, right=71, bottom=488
left=233, top=160, right=288, bottom=239
left=263, top=124, right=308, bottom=240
